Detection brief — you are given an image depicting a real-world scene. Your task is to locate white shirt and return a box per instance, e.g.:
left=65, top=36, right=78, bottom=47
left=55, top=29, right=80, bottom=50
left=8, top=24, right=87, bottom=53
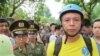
left=49, top=35, right=57, bottom=43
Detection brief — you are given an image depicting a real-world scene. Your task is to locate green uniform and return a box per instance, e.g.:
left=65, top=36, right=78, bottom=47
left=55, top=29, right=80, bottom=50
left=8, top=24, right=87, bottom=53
left=14, top=44, right=33, bottom=56
left=29, top=42, right=46, bottom=56
left=14, top=42, right=45, bottom=56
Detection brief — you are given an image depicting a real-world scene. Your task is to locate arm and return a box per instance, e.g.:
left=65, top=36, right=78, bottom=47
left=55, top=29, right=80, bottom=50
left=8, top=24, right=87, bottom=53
left=91, top=38, right=99, bottom=56
left=42, top=44, right=46, bottom=56
left=47, top=41, right=55, bottom=56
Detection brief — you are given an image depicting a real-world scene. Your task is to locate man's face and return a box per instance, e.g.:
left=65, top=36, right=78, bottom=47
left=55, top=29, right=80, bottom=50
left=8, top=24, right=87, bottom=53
left=15, top=34, right=28, bottom=46
left=28, top=32, right=37, bottom=42
left=0, top=23, right=9, bottom=35
left=61, top=13, right=81, bottom=36
left=93, top=21, right=100, bottom=37
left=82, top=26, right=92, bottom=35
left=56, top=27, right=63, bottom=36
left=50, top=25, right=56, bottom=32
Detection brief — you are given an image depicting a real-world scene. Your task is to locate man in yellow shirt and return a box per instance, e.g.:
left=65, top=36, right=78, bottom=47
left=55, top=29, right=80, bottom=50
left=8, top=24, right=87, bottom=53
left=47, top=4, right=99, bottom=56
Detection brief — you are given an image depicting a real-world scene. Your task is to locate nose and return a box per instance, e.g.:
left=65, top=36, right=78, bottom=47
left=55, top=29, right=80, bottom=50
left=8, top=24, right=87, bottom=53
left=2, top=26, right=7, bottom=30
left=69, top=20, right=75, bottom=26
left=19, top=35, right=24, bottom=41
left=20, top=37, right=23, bottom=41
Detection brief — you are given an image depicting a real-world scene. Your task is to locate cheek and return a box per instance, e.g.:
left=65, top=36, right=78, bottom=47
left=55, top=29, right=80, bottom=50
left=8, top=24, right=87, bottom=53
left=6, top=27, right=9, bottom=30
left=15, top=38, right=20, bottom=43
left=0, top=27, right=3, bottom=30
left=62, top=22, right=81, bottom=29
left=93, top=29, right=100, bottom=33
left=79, top=24, right=82, bottom=29
left=76, top=20, right=81, bottom=26
left=29, top=35, right=36, bottom=39
left=29, top=36, right=34, bottom=39
left=33, top=35, right=37, bottom=39
left=62, top=21, right=68, bottom=28
left=62, top=21, right=70, bottom=31
left=52, top=28, right=55, bottom=30
left=28, top=35, right=32, bottom=37
left=75, top=22, right=81, bottom=29
left=24, top=37, right=27, bottom=41
left=93, top=28, right=96, bottom=33
left=98, top=30, right=100, bottom=33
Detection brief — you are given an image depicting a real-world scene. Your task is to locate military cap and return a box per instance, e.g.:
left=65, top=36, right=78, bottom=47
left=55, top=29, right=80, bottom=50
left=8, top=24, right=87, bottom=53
left=9, top=20, right=30, bottom=35
left=27, top=20, right=39, bottom=34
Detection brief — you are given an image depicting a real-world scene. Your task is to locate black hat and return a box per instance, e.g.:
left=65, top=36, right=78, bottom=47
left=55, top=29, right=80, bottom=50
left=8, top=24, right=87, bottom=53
left=0, top=18, right=9, bottom=26
left=9, top=20, right=30, bottom=35
left=28, top=20, right=39, bottom=31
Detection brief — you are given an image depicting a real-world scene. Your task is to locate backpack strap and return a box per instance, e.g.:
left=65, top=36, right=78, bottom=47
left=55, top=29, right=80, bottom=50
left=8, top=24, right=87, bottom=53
left=54, top=37, right=62, bottom=56
left=53, top=34, right=93, bottom=56
left=82, top=34, right=93, bottom=56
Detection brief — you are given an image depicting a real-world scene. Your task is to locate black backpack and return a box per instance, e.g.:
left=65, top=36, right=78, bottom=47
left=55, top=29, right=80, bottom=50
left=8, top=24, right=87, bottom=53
left=53, top=35, right=93, bottom=56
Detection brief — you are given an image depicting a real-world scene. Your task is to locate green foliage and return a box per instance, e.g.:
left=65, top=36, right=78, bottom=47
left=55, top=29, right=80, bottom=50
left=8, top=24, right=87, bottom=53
left=33, top=2, right=60, bottom=24
left=29, top=0, right=45, bottom=2
left=55, top=0, right=61, bottom=2
left=54, top=0, right=100, bottom=20
left=64, top=0, right=81, bottom=5
left=14, top=8, right=28, bottom=19
left=34, top=2, right=51, bottom=23
left=91, top=4, right=100, bottom=22
left=39, top=17, right=60, bottom=24
left=0, top=0, right=8, bottom=17
left=0, top=0, right=25, bottom=17
left=1, top=5, right=10, bottom=17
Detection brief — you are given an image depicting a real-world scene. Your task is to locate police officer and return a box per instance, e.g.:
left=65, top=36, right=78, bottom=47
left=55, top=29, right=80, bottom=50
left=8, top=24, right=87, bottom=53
left=9, top=20, right=33, bottom=56
left=27, top=20, right=46, bottom=56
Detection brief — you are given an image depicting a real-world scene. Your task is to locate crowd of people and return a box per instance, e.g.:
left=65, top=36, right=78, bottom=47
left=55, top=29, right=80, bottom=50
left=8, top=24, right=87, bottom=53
left=0, top=3, right=100, bottom=56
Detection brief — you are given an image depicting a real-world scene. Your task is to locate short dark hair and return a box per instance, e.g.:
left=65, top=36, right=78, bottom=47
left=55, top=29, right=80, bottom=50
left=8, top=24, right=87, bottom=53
left=55, top=25, right=62, bottom=30
left=83, top=19, right=91, bottom=27
left=0, top=18, right=9, bottom=26
left=93, top=19, right=100, bottom=25
left=50, top=23, right=56, bottom=27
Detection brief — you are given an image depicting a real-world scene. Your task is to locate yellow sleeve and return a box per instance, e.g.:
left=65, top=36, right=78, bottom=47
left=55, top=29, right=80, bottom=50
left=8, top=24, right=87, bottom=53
left=47, top=41, right=55, bottom=56
left=91, top=38, right=99, bottom=56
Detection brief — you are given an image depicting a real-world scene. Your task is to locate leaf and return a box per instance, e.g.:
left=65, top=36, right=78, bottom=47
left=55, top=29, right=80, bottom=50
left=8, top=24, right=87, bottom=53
left=55, top=0, right=61, bottom=2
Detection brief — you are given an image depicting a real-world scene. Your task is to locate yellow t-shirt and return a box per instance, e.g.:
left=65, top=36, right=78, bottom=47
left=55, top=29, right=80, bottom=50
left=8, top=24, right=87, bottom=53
left=47, top=35, right=99, bottom=56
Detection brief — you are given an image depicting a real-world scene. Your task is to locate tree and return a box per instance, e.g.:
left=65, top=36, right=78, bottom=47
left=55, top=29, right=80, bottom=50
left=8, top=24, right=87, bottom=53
left=0, top=0, right=25, bottom=17
left=34, top=2, right=52, bottom=23
left=0, top=0, right=8, bottom=17
left=0, top=0, right=44, bottom=17
left=10, top=0, right=45, bottom=17
left=80, top=0, right=100, bottom=20
left=13, top=8, right=28, bottom=19
left=9, top=0, right=25, bottom=17
left=92, top=4, right=100, bottom=22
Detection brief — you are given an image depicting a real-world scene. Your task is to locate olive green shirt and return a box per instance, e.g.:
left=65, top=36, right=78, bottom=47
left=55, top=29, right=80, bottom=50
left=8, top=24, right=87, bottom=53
left=14, top=42, right=45, bottom=56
